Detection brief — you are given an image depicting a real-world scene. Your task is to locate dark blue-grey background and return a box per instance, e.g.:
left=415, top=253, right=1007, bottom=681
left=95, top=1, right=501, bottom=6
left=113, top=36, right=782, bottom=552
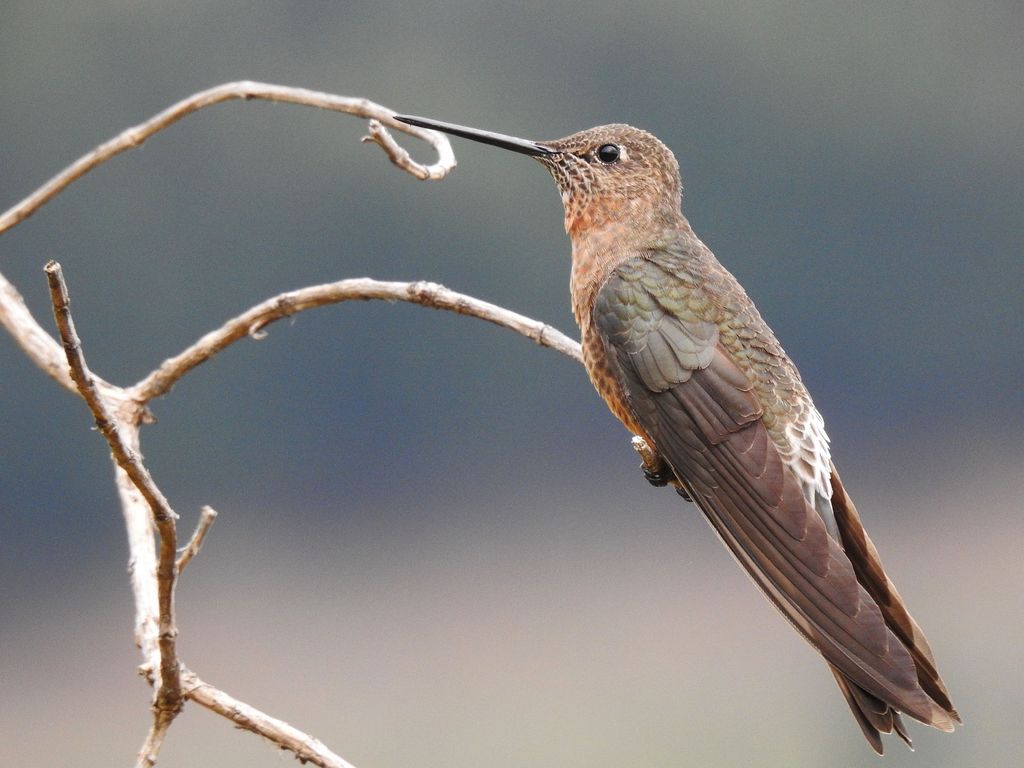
left=2, top=3, right=1021, bottom=767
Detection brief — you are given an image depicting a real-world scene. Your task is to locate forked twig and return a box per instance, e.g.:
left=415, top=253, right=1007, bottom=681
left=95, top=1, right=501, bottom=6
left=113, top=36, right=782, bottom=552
left=26, top=262, right=587, bottom=768
left=44, top=263, right=178, bottom=528
left=44, top=261, right=184, bottom=766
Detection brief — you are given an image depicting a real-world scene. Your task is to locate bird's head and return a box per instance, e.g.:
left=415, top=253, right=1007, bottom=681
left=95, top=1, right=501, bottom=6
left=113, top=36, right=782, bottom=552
left=396, top=116, right=684, bottom=241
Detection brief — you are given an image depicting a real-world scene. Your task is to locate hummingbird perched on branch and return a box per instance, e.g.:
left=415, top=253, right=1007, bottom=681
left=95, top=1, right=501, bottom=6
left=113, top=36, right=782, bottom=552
left=396, top=114, right=960, bottom=753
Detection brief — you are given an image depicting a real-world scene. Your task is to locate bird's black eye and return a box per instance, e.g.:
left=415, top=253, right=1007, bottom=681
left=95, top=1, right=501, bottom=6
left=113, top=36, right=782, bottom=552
left=596, top=143, right=621, bottom=163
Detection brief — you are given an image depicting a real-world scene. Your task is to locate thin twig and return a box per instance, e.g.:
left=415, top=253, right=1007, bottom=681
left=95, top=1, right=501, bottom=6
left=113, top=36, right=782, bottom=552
left=181, top=667, right=358, bottom=768
left=0, top=271, right=75, bottom=391
left=176, top=506, right=218, bottom=574
left=132, top=278, right=582, bottom=402
left=135, top=718, right=174, bottom=768
left=0, top=81, right=455, bottom=237
left=43, top=261, right=185, bottom=764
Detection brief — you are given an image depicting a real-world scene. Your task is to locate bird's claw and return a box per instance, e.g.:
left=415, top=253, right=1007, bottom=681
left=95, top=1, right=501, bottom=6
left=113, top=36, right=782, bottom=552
left=641, top=460, right=694, bottom=502
left=643, top=464, right=671, bottom=487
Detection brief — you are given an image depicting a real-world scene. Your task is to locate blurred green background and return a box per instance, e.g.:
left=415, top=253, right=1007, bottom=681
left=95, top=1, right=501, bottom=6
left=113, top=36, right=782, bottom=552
left=2, top=2, right=1021, bottom=766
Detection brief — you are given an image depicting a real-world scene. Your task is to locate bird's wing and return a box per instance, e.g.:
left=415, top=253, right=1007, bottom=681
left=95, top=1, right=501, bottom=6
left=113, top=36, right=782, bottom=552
left=592, top=256, right=955, bottom=737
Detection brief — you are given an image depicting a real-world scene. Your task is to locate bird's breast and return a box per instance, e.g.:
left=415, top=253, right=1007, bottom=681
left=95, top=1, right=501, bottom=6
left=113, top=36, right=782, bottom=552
left=569, top=237, right=670, bottom=442
left=579, top=321, right=653, bottom=442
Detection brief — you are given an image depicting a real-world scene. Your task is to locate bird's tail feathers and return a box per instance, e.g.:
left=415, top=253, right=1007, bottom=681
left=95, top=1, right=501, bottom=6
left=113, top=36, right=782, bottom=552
left=830, top=666, right=912, bottom=754
left=829, top=465, right=961, bottom=731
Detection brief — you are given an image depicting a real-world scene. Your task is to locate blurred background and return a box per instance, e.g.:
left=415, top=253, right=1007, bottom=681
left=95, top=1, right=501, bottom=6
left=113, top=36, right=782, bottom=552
left=1, top=2, right=1021, bottom=766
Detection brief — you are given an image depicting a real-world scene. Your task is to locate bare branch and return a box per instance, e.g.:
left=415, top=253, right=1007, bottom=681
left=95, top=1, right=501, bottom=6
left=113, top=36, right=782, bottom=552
left=44, top=261, right=185, bottom=756
left=29, top=262, right=584, bottom=767
left=0, top=84, right=588, bottom=766
left=35, top=263, right=581, bottom=766
left=181, top=667, right=358, bottom=768
left=132, top=278, right=582, bottom=403
left=0, top=81, right=455, bottom=237
left=176, top=506, right=218, bottom=574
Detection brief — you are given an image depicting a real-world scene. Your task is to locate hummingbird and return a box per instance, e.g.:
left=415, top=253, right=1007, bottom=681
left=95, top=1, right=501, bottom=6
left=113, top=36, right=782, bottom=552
left=396, top=114, right=960, bottom=752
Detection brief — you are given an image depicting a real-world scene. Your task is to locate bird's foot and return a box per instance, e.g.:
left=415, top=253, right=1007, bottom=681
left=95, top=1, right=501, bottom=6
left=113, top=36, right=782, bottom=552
left=632, top=436, right=673, bottom=487
left=643, top=464, right=671, bottom=487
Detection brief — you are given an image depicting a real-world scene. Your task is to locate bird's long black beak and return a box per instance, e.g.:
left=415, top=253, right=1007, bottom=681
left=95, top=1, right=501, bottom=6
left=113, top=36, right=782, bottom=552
left=395, top=115, right=557, bottom=157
